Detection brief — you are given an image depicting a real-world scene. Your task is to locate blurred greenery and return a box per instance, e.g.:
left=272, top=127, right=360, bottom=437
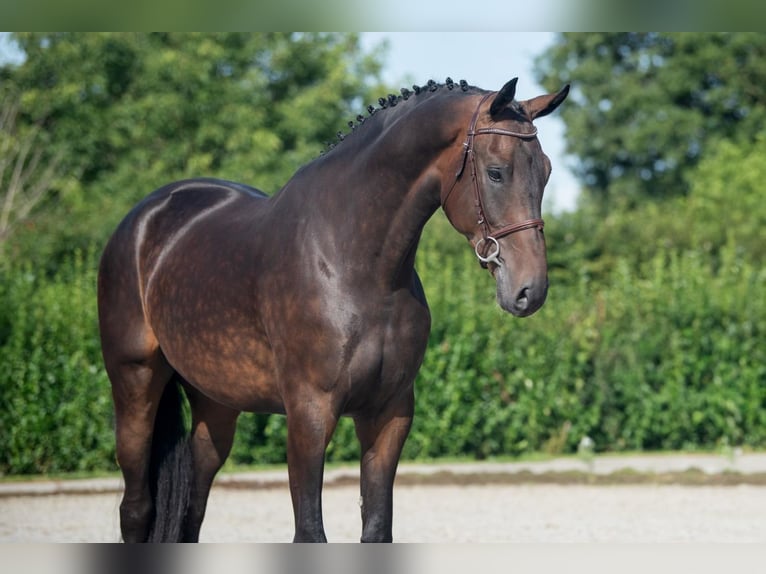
left=1, top=33, right=764, bottom=475
left=535, top=33, right=766, bottom=208
left=1, top=32, right=386, bottom=264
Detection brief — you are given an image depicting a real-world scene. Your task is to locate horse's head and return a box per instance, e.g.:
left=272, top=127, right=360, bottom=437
left=442, top=79, right=569, bottom=317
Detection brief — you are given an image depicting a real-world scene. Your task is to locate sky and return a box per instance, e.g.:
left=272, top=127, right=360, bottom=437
left=360, top=32, right=580, bottom=212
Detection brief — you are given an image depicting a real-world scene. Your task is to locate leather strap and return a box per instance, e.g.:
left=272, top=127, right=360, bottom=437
left=443, top=92, right=544, bottom=264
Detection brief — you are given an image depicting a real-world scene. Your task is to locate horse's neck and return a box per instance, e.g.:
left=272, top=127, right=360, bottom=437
left=323, top=109, right=461, bottom=284
left=372, top=170, right=443, bottom=287
left=272, top=92, right=469, bottom=288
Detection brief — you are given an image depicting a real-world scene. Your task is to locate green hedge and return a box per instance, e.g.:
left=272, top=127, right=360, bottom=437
left=1, top=222, right=765, bottom=475
left=0, top=250, right=114, bottom=474
left=406, top=222, right=766, bottom=458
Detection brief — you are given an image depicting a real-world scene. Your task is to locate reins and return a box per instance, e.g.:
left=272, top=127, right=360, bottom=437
left=443, top=92, right=544, bottom=268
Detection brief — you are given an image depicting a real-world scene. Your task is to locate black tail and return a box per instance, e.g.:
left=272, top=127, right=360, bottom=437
left=147, top=378, right=193, bottom=542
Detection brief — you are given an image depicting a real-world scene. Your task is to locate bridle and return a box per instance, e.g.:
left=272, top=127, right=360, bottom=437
left=442, top=92, right=544, bottom=268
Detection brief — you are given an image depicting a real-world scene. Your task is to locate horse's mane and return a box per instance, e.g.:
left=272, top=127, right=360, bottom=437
left=322, top=77, right=481, bottom=153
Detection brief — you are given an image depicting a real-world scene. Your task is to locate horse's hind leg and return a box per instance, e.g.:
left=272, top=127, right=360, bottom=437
left=99, top=243, right=175, bottom=542
left=353, top=388, right=414, bottom=543
left=107, top=351, right=173, bottom=542
left=181, top=384, right=240, bottom=542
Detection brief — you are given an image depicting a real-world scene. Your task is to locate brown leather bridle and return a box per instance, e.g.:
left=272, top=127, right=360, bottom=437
left=443, top=92, right=544, bottom=268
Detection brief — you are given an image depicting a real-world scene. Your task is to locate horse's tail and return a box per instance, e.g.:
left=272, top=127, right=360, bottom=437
left=147, top=377, right=193, bottom=543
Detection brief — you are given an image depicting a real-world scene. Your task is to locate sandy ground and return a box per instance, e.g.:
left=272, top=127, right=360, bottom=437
left=3, top=453, right=766, bottom=543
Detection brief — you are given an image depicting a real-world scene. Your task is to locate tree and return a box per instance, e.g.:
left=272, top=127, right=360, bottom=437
left=683, top=131, right=766, bottom=263
left=534, top=33, right=766, bottom=208
left=0, top=95, right=65, bottom=258
left=1, top=33, right=386, bottom=262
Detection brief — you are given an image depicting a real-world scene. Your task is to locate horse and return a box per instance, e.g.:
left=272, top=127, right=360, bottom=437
left=97, top=77, right=569, bottom=543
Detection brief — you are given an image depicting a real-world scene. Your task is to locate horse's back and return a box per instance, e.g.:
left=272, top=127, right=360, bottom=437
left=102, top=177, right=265, bottom=270
left=114, top=177, right=265, bottom=241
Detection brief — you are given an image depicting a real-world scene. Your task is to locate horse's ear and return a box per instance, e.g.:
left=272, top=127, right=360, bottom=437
left=522, top=84, right=570, bottom=120
left=489, top=78, right=518, bottom=117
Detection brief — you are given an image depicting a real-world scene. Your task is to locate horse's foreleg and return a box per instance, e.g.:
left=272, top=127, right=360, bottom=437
left=353, top=388, right=414, bottom=543
left=285, top=395, right=339, bottom=542
left=182, top=385, right=240, bottom=542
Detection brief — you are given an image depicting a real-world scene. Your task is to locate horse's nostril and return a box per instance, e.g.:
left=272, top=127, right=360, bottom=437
left=515, top=287, right=530, bottom=311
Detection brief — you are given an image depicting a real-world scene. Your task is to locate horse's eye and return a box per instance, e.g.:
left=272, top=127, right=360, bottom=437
left=487, top=168, right=503, bottom=183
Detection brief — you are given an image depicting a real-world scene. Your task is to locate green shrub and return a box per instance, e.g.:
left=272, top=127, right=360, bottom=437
left=0, top=250, right=115, bottom=475
left=2, top=218, right=764, bottom=475
left=404, top=226, right=766, bottom=458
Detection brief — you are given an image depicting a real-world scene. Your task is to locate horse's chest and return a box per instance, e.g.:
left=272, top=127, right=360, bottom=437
left=339, top=297, right=431, bottom=413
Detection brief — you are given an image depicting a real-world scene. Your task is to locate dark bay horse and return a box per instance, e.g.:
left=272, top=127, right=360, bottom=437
left=97, top=77, right=569, bottom=542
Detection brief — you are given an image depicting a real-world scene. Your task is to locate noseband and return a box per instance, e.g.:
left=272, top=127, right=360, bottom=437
left=443, top=92, right=544, bottom=268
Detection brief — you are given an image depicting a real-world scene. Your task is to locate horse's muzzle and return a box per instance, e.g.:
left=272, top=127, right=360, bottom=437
left=495, top=270, right=548, bottom=317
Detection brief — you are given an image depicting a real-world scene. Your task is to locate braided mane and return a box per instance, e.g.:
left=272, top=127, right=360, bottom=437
left=323, top=77, right=478, bottom=152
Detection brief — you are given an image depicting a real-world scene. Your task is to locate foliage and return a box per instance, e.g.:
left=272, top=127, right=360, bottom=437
left=535, top=33, right=766, bottom=207
left=1, top=32, right=385, bottom=264
left=400, top=217, right=766, bottom=459
left=0, top=94, right=65, bottom=255
left=2, top=204, right=763, bottom=474
left=547, top=130, right=766, bottom=283
left=1, top=33, right=765, bottom=475
left=0, top=250, right=115, bottom=474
